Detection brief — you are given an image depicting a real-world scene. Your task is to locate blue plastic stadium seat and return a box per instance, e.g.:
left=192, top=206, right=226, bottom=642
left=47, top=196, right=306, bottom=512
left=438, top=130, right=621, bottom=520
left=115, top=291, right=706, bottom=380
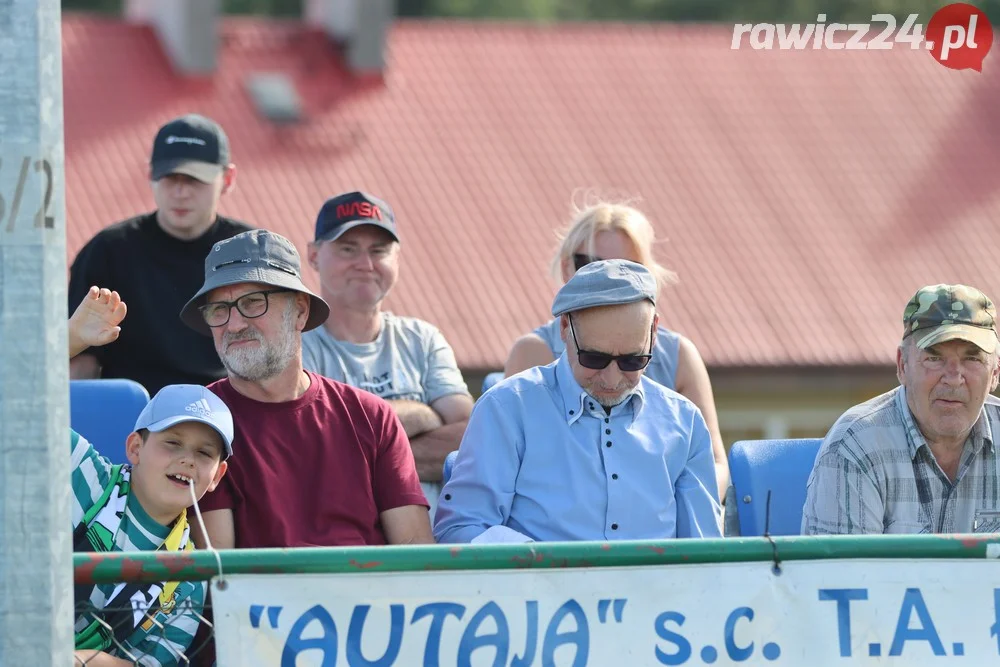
left=481, top=371, right=503, bottom=395
left=70, top=379, right=151, bottom=464
left=728, top=438, right=823, bottom=537
left=442, top=450, right=459, bottom=486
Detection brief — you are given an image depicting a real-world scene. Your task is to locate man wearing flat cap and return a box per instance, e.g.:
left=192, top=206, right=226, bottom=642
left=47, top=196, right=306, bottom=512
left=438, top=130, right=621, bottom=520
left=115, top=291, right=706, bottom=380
left=803, top=284, right=1000, bottom=535
left=433, top=259, right=722, bottom=543
left=181, top=229, right=433, bottom=549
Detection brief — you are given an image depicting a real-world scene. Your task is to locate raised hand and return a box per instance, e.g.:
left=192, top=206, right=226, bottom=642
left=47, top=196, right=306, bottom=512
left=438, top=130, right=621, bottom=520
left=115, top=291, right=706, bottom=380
left=69, top=286, right=127, bottom=358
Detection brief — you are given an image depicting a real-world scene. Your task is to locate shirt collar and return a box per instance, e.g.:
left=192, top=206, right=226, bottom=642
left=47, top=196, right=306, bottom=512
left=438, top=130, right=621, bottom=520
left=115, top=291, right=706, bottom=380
left=896, top=385, right=994, bottom=460
left=554, top=351, right=645, bottom=425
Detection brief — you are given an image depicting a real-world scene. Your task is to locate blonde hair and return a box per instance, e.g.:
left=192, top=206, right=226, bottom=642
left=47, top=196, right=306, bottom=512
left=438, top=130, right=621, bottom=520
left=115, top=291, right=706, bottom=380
left=549, top=198, right=679, bottom=290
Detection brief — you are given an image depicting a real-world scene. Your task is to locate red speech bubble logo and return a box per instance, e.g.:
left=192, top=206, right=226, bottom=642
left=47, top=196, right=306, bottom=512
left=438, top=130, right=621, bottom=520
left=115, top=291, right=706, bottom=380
left=926, top=3, right=993, bottom=72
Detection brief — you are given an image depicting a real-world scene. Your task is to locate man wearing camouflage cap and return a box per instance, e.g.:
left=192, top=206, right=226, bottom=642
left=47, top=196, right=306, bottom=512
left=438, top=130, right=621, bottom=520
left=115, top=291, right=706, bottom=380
left=803, top=284, right=1000, bottom=535
left=434, top=259, right=722, bottom=543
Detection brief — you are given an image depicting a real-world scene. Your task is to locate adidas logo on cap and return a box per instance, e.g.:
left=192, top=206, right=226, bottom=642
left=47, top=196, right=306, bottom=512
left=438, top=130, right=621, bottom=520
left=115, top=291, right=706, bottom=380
left=184, top=399, right=214, bottom=419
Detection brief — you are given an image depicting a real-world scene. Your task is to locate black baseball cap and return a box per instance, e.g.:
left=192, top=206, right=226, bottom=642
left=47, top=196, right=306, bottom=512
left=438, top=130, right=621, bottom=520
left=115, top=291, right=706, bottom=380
left=150, top=114, right=230, bottom=183
left=314, top=191, right=399, bottom=243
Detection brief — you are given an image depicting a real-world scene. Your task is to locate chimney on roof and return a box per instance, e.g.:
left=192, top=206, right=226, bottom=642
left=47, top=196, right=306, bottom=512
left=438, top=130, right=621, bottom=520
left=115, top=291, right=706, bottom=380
left=304, top=0, right=392, bottom=74
left=125, top=0, right=219, bottom=75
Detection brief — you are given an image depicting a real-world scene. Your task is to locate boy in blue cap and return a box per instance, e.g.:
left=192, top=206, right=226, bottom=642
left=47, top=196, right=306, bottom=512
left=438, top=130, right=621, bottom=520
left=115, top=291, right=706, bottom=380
left=69, top=286, right=233, bottom=667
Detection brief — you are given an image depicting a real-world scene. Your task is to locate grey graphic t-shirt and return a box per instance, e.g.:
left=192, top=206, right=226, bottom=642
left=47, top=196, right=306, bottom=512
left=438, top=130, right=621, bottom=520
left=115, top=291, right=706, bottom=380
left=302, top=312, right=470, bottom=514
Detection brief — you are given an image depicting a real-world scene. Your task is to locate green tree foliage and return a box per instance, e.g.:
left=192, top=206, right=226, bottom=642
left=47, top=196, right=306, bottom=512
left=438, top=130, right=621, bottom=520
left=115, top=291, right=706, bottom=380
left=396, top=0, right=999, bottom=23
left=61, top=0, right=1000, bottom=23
left=62, top=0, right=301, bottom=15
left=63, top=0, right=121, bottom=11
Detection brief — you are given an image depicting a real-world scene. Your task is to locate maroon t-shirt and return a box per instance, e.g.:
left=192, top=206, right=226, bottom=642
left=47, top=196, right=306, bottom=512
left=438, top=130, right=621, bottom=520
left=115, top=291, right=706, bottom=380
left=199, top=372, right=428, bottom=547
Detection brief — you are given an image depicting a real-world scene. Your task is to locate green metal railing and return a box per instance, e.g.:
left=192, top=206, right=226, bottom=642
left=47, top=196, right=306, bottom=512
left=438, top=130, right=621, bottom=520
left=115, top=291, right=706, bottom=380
left=74, top=534, right=1000, bottom=585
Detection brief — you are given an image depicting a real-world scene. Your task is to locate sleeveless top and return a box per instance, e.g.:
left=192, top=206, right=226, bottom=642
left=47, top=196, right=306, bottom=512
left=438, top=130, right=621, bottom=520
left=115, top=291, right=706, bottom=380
left=531, top=318, right=681, bottom=390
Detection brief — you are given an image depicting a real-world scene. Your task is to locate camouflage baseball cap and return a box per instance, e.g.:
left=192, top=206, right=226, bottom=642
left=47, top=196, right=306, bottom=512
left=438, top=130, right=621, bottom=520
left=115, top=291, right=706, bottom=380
left=902, top=284, right=998, bottom=353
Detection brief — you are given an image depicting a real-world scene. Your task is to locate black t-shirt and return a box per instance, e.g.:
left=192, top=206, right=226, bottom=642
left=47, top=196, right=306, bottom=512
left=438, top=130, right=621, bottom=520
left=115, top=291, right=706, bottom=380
left=68, top=212, right=254, bottom=395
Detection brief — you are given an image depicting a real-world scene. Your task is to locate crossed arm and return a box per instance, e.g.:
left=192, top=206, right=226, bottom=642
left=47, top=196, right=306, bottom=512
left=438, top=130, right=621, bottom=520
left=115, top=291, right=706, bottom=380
left=388, top=393, right=474, bottom=482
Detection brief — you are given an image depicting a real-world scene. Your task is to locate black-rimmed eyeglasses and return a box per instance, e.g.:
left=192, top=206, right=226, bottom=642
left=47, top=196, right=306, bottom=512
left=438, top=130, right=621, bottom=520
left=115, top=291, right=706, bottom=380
left=199, top=289, right=292, bottom=328
left=568, top=314, right=653, bottom=372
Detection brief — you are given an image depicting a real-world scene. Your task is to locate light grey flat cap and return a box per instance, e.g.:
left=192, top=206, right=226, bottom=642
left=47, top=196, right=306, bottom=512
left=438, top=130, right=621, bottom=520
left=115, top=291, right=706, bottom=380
left=551, top=259, right=657, bottom=317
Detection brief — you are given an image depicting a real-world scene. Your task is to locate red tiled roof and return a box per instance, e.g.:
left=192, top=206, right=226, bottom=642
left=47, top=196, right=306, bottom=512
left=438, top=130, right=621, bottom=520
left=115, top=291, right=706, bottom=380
left=63, top=14, right=1000, bottom=371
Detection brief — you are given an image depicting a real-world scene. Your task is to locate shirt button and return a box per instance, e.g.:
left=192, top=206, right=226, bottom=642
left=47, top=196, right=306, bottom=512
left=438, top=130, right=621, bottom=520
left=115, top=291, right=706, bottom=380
left=611, top=523, right=618, bottom=530
left=569, top=410, right=575, bottom=415
left=605, top=428, right=611, bottom=435
left=606, top=441, right=612, bottom=448
left=604, top=418, right=609, bottom=424
left=444, top=494, right=452, bottom=500
left=612, top=473, right=618, bottom=480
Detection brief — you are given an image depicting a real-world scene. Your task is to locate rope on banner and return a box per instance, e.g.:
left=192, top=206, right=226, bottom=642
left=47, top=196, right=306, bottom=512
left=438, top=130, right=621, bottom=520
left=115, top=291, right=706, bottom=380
left=763, top=489, right=782, bottom=575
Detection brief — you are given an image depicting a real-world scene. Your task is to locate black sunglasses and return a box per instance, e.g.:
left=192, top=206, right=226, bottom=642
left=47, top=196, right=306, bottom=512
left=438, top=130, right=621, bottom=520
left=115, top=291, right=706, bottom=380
left=568, top=314, right=653, bottom=372
left=572, top=253, right=601, bottom=272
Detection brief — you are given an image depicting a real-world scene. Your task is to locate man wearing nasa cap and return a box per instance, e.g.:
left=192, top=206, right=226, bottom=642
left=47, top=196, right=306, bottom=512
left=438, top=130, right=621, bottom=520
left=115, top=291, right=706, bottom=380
left=804, top=284, right=1000, bottom=535
left=69, top=114, right=253, bottom=396
left=303, top=192, right=473, bottom=518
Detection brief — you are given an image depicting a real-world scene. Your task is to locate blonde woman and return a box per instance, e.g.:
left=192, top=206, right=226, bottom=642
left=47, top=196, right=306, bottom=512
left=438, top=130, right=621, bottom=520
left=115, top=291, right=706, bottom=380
left=504, top=202, right=730, bottom=501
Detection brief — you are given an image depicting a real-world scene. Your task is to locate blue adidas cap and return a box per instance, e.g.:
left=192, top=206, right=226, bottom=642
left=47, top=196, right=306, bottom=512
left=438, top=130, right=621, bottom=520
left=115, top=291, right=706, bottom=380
left=134, top=385, right=234, bottom=459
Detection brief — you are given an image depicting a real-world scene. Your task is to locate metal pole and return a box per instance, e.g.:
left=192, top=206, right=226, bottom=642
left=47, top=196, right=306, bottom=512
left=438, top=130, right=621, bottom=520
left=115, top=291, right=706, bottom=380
left=72, top=534, right=1000, bottom=585
left=0, top=0, right=73, bottom=664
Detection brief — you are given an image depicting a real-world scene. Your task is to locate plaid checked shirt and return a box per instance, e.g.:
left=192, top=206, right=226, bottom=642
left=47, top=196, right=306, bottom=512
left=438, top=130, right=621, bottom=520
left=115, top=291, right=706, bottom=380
left=802, top=386, right=1000, bottom=535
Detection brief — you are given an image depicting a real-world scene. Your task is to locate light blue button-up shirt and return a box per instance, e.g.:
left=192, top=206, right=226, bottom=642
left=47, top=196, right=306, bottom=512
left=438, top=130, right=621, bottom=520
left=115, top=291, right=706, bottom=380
left=433, top=353, right=722, bottom=543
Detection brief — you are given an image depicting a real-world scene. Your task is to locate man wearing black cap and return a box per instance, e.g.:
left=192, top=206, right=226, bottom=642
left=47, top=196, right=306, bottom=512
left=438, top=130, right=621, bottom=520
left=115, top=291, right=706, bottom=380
left=68, top=114, right=253, bottom=395
left=303, top=191, right=474, bottom=517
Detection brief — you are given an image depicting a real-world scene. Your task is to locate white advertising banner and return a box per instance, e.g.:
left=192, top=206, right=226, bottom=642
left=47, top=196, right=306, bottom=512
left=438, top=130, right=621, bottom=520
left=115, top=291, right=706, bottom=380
left=213, top=559, right=1000, bottom=666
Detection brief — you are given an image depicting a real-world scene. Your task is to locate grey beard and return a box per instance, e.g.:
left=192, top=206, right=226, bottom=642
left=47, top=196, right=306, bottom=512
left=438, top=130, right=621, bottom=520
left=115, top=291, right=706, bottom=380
left=596, top=393, right=630, bottom=409
left=219, top=303, right=298, bottom=381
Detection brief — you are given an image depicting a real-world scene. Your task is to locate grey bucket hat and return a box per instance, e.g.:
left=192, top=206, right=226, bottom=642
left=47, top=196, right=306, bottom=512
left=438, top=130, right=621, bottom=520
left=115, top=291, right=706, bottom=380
left=180, top=230, right=330, bottom=335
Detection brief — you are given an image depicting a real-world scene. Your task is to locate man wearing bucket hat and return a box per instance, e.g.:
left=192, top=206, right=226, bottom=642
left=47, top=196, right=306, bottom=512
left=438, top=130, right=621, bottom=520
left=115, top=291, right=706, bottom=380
left=69, top=114, right=253, bottom=396
left=180, top=229, right=433, bottom=549
left=303, top=192, right=473, bottom=518
left=803, top=284, right=1000, bottom=535
left=433, top=259, right=722, bottom=544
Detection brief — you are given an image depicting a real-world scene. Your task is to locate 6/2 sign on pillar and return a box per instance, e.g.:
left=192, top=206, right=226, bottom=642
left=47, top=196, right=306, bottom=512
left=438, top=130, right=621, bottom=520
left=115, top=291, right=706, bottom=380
left=0, top=155, right=55, bottom=232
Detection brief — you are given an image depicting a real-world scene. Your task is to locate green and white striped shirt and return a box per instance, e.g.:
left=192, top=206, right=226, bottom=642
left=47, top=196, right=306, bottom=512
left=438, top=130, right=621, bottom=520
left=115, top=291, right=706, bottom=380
left=71, top=430, right=206, bottom=666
